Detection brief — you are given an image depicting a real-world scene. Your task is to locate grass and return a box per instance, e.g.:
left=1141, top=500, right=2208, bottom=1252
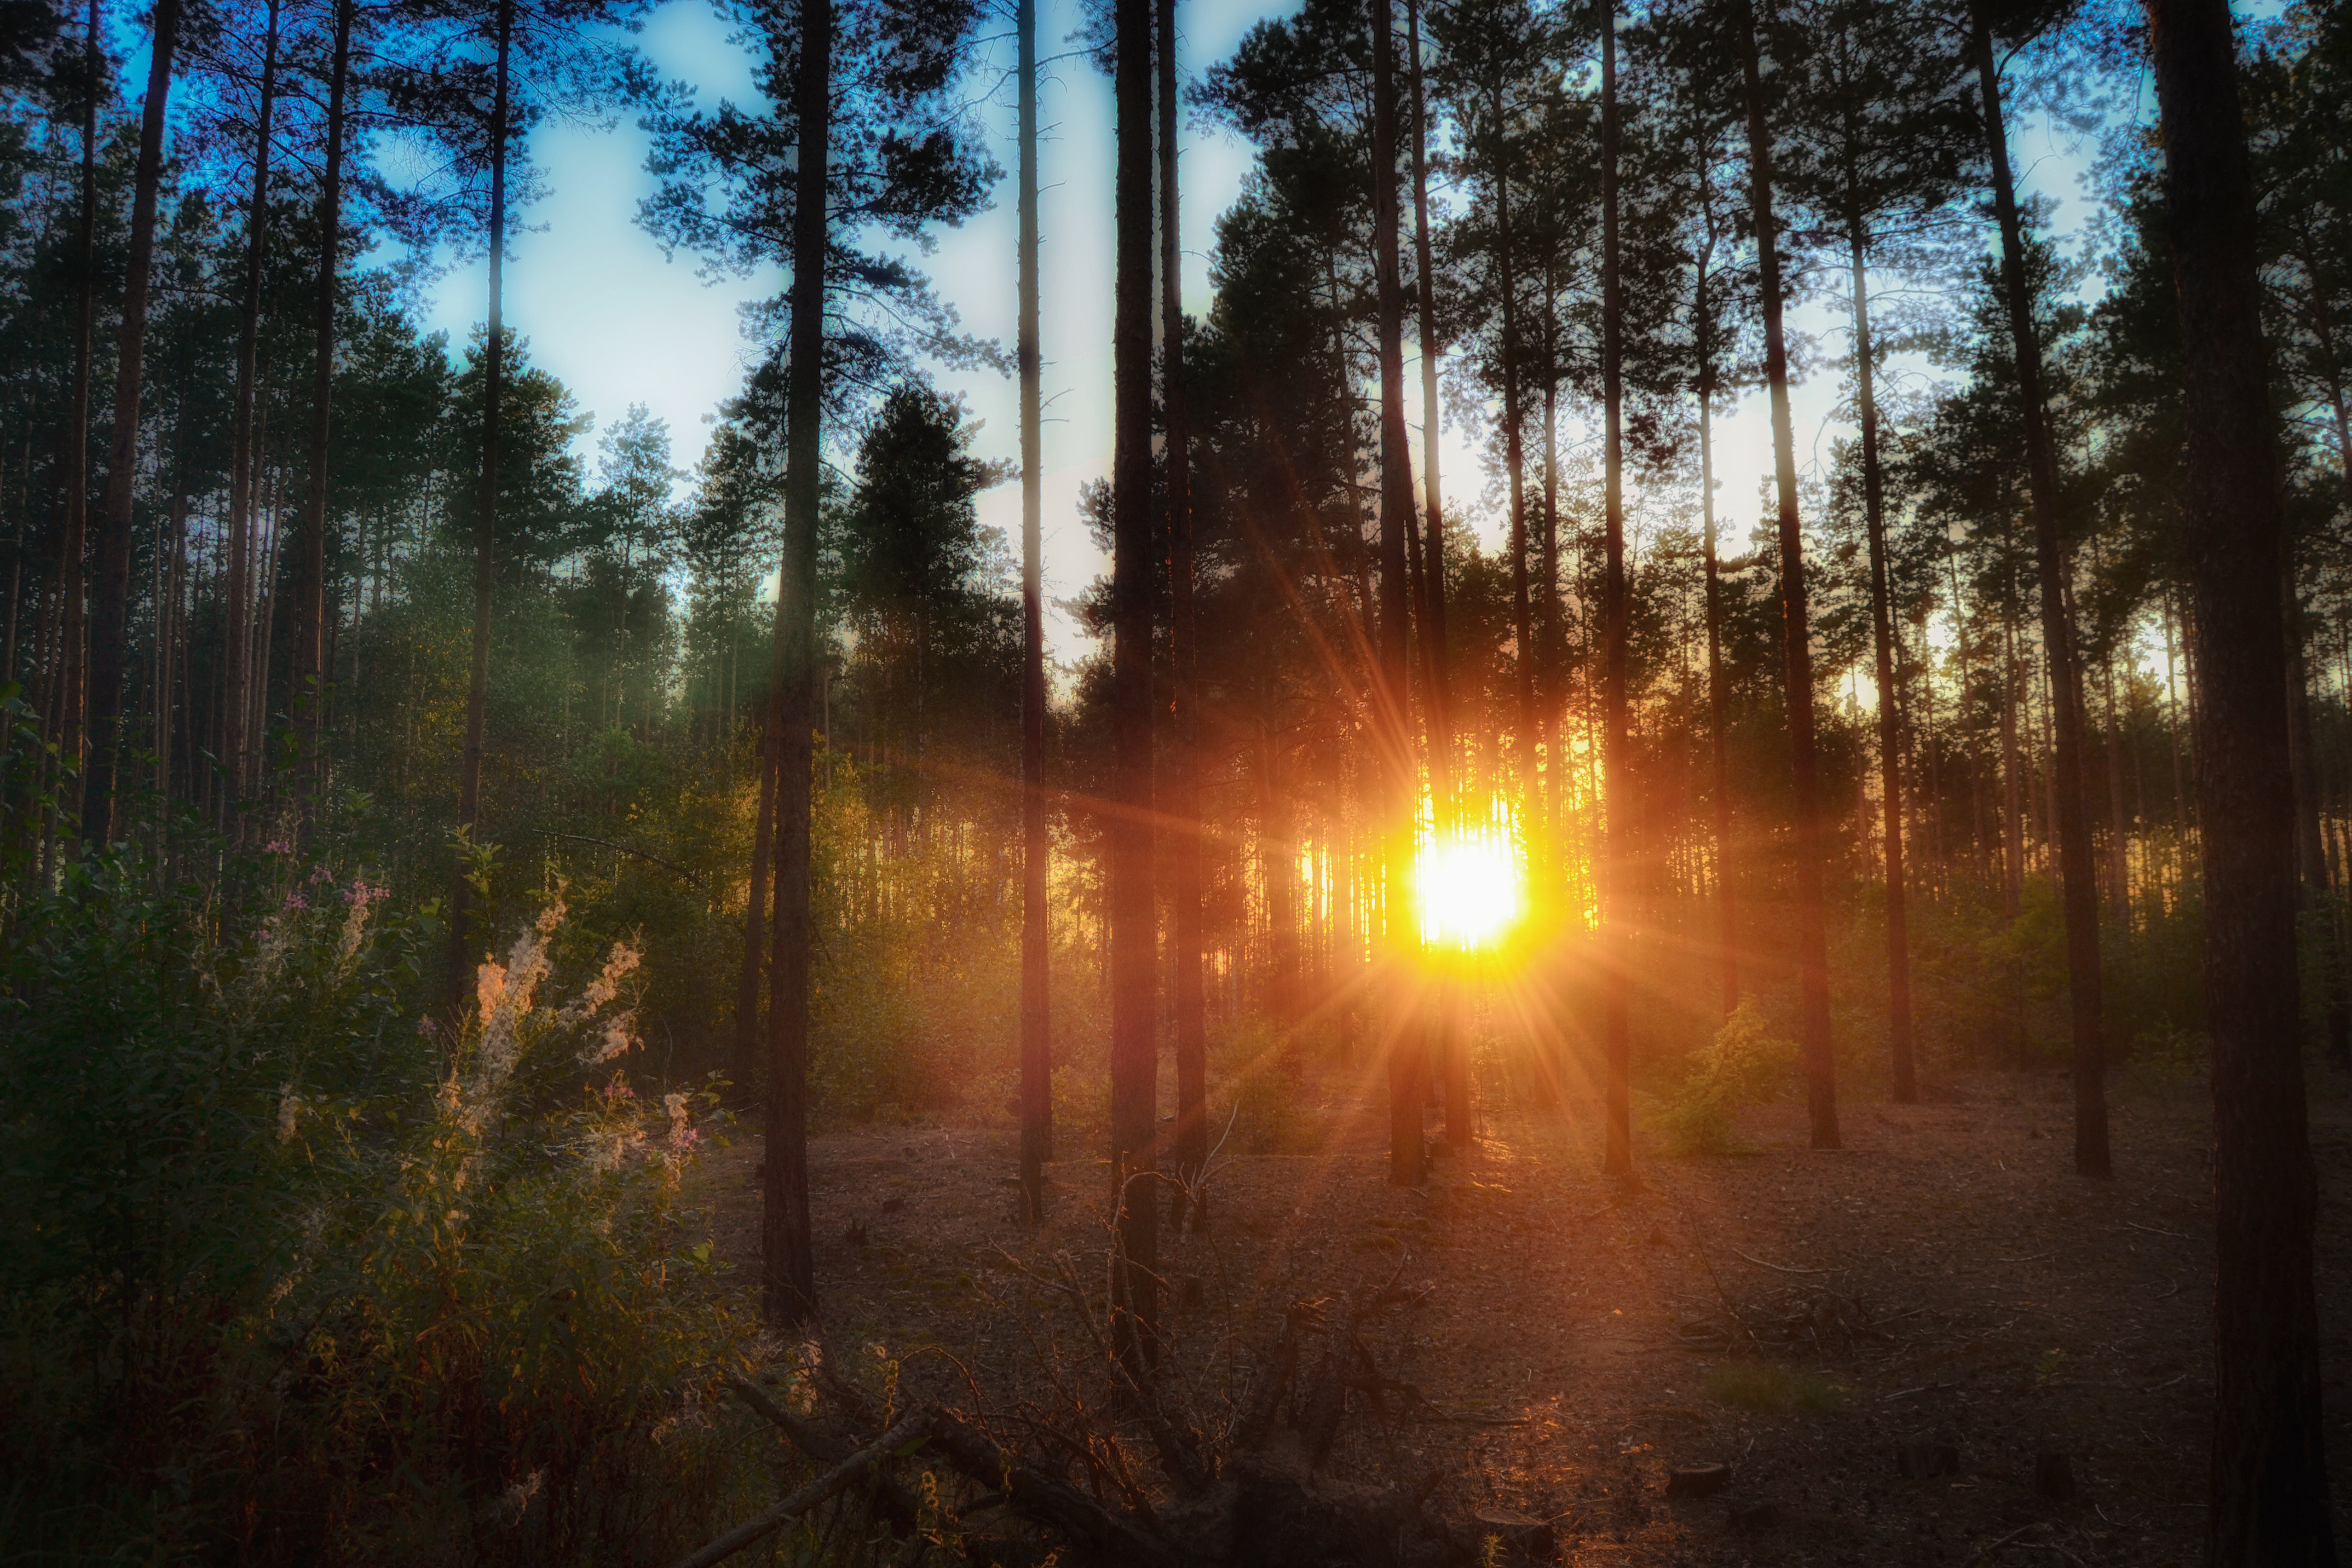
left=1705, top=1360, right=1849, bottom=1413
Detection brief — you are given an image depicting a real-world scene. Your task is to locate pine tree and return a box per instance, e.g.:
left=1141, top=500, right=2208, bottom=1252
left=1968, top=0, right=2109, bottom=1175
left=2147, top=0, right=2338, bottom=1557
left=1016, top=0, right=1052, bottom=1223
left=81, top=0, right=181, bottom=846
left=1735, top=0, right=1840, bottom=1149
left=1109, top=0, right=1160, bottom=1371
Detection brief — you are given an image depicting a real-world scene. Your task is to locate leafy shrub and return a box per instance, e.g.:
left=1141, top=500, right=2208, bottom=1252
left=1655, top=1000, right=1796, bottom=1156
left=0, top=844, right=760, bottom=1565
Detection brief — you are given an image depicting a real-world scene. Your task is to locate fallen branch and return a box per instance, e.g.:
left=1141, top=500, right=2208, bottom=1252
left=668, top=1408, right=931, bottom=1568
left=724, top=1371, right=852, bottom=1463
left=918, top=1406, right=1184, bottom=1568
left=1729, top=1248, right=1844, bottom=1276
left=725, top=1370, right=926, bottom=1537
left=803, top=1352, right=1182, bottom=1568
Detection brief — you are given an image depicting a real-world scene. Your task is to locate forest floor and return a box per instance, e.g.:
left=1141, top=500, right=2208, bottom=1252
left=696, top=1071, right=2352, bottom=1567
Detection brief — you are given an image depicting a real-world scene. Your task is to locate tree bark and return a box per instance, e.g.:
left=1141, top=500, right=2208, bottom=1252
left=152, top=486, right=183, bottom=809
left=1598, top=0, right=1632, bottom=1176
left=1371, top=0, right=1422, bottom=1189
left=2002, top=560, right=2024, bottom=921
left=1972, top=11, right=2108, bottom=1176
left=295, top=0, right=353, bottom=811
left=1736, top=0, right=1837, bottom=1149
left=1846, top=221, right=1916, bottom=1103
left=1018, top=0, right=1053, bottom=1222
left=82, top=0, right=183, bottom=847
left=735, top=673, right=780, bottom=1091
left=1696, top=237, right=1737, bottom=1021
left=2149, top=6, right=2340, bottom=1558
left=57, top=0, right=99, bottom=837
left=762, top=0, right=830, bottom=1332
left=1161, top=0, right=1206, bottom=1231
left=1405, top=0, right=1450, bottom=827
left=2101, top=639, right=2132, bottom=926
left=450, top=0, right=514, bottom=1006
left=1109, top=0, right=1159, bottom=1370
left=1403, top=0, right=1469, bottom=1149
left=1489, top=76, right=1536, bottom=970
left=221, top=0, right=278, bottom=832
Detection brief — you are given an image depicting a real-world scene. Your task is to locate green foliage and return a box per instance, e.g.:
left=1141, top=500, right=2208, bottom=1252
left=1656, top=1000, right=1796, bottom=1156
left=0, top=851, right=758, bottom=1564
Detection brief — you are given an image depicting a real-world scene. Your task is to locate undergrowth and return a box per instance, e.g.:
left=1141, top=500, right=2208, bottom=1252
left=1655, top=1000, right=1796, bottom=1156
left=0, top=833, right=763, bottom=1565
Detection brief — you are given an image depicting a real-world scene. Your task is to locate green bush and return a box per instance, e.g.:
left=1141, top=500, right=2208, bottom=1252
left=1655, top=1000, right=1796, bottom=1156
left=0, top=844, right=759, bottom=1565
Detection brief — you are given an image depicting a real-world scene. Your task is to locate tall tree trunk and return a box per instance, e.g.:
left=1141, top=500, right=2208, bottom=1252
left=2, top=442, right=23, bottom=695
left=222, top=0, right=278, bottom=832
left=1735, top=0, right=1838, bottom=1149
left=295, top=0, right=353, bottom=814
left=2146, top=2, right=2338, bottom=1559
left=1261, top=718, right=1298, bottom=1053
left=1371, top=0, right=1422, bottom=1189
left=1846, top=218, right=1916, bottom=1103
left=1407, top=2, right=1469, bottom=1143
left=1489, top=80, right=1556, bottom=1098
left=1109, top=0, right=1159, bottom=1370
left=156, top=488, right=183, bottom=805
left=1017, top=0, right=1053, bottom=1222
left=58, top=0, right=99, bottom=838
left=450, top=0, right=513, bottom=1005
left=2003, top=571, right=2024, bottom=920
left=1697, top=244, right=1737, bottom=1020
left=1972, top=11, right=2108, bottom=1177
left=2102, top=648, right=2131, bottom=925
left=1160, top=0, right=1206, bottom=1231
left=1598, top=0, right=1632, bottom=1176
left=763, top=0, right=830, bottom=1332
left=1405, top=0, right=1450, bottom=827
left=735, top=674, right=779, bottom=1090
left=82, top=0, right=183, bottom=846
left=1539, top=344, right=1561, bottom=888
left=1405, top=0, right=1469, bottom=1152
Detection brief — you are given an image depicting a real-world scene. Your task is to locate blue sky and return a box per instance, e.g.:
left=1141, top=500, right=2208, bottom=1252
left=407, top=0, right=2121, bottom=665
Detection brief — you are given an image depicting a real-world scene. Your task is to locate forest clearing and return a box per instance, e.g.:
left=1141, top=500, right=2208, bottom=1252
left=680, top=1079, right=2352, bottom=1567
left=3, top=0, right=2348, bottom=1558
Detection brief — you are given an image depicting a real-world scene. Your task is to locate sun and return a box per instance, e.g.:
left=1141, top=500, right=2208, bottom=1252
left=1416, top=832, right=1524, bottom=951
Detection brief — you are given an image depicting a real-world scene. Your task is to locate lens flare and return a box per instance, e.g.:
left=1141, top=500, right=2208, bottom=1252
left=1416, top=832, right=1523, bottom=951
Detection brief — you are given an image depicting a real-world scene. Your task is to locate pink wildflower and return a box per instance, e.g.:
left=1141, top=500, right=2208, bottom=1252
left=264, top=839, right=292, bottom=857
left=282, top=891, right=309, bottom=912
left=309, top=864, right=335, bottom=884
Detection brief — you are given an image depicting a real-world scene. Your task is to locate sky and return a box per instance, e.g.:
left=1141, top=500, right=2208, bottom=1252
left=406, top=0, right=2118, bottom=670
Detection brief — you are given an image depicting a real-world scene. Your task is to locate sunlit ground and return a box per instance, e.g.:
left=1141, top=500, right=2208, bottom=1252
left=1416, top=830, right=1524, bottom=951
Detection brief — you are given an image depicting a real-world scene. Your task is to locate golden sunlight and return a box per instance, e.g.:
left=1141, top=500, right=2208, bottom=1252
left=1416, top=830, right=1524, bottom=951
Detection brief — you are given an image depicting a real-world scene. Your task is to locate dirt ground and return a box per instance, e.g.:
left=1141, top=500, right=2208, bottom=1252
left=694, top=1074, right=2352, bottom=1567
